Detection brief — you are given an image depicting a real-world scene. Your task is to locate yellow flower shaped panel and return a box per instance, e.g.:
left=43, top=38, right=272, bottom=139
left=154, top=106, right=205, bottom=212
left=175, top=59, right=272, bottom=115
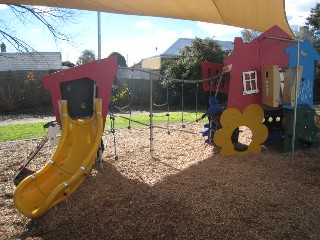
left=214, top=104, right=268, bottom=156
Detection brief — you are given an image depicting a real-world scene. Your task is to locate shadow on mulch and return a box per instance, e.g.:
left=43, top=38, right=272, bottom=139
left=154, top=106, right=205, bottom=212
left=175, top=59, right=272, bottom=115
left=15, top=151, right=320, bottom=240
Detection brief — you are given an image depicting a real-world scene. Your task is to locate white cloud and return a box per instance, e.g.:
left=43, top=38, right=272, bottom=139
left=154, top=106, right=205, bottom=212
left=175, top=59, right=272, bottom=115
left=101, top=29, right=194, bottom=66
left=196, top=22, right=242, bottom=40
left=0, top=4, right=7, bottom=10
left=134, top=20, right=154, bottom=29
left=285, top=0, right=317, bottom=26
left=31, top=28, right=41, bottom=33
left=61, top=45, right=82, bottom=63
left=181, top=29, right=193, bottom=38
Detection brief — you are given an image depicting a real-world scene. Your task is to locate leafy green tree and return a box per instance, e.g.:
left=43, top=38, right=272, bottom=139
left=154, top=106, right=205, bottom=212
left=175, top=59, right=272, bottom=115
left=164, top=37, right=226, bottom=80
left=306, top=4, right=320, bottom=39
left=76, top=49, right=96, bottom=65
left=107, top=52, right=129, bottom=108
left=62, top=61, right=75, bottom=68
left=108, top=52, right=127, bottom=67
left=163, top=37, right=227, bottom=108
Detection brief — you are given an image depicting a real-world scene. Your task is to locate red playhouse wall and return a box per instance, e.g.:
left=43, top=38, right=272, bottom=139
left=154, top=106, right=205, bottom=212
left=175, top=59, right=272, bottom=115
left=42, top=56, right=118, bottom=127
left=223, top=25, right=294, bottom=111
left=202, top=62, right=230, bottom=94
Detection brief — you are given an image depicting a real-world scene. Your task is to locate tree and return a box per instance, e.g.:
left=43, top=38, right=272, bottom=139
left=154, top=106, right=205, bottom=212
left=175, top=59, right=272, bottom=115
left=76, top=49, right=96, bottom=65
left=108, top=52, right=127, bottom=67
left=164, top=37, right=226, bottom=80
left=241, top=29, right=261, bottom=42
left=0, top=4, right=76, bottom=52
left=107, top=52, right=129, bottom=108
left=292, top=26, right=316, bottom=42
left=306, top=3, right=320, bottom=38
left=62, top=61, right=75, bottom=68
left=163, top=37, right=227, bottom=107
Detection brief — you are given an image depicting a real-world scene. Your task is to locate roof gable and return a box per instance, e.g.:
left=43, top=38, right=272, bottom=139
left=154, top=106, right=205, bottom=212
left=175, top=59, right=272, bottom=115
left=0, top=52, right=62, bottom=71
left=163, top=38, right=234, bottom=56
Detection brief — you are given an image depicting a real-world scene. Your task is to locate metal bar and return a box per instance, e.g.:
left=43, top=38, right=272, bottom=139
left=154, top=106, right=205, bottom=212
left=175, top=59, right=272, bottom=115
left=166, top=79, right=170, bottom=134
left=118, top=66, right=225, bottom=84
left=291, top=41, right=300, bottom=165
left=264, top=36, right=303, bottom=43
left=181, top=81, right=185, bottom=127
left=196, top=82, right=199, bottom=119
left=214, top=74, right=224, bottom=97
left=97, top=12, right=101, bottom=60
left=149, top=72, right=154, bottom=157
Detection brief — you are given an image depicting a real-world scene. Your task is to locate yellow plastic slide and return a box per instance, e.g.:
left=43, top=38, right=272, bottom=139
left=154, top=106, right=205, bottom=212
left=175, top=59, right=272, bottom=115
left=14, top=99, right=103, bottom=218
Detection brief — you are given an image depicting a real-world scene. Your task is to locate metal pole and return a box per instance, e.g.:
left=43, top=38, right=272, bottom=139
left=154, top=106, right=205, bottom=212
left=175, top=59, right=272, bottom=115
left=149, top=72, right=154, bottom=157
left=97, top=12, right=101, bottom=60
left=181, top=81, right=185, bottom=127
left=196, top=82, right=199, bottom=119
left=291, top=41, right=300, bottom=165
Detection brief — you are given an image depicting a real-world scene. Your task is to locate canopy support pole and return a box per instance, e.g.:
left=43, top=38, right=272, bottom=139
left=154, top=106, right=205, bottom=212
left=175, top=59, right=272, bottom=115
left=97, top=12, right=101, bottom=60
left=291, top=41, right=300, bottom=165
left=149, top=72, right=154, bottom=157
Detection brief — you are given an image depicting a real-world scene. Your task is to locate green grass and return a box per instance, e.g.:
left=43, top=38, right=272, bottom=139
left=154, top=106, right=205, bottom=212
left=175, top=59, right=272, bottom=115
left=0, top=122, right=48, bottom=142
left=105, top=111, right=204, bottom=130
left=0, top=111, right=205, bottom=142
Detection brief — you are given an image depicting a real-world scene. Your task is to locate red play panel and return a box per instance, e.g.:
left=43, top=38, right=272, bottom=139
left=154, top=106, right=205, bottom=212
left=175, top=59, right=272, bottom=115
left=223, top=25, right=294, bottom=111
left=202, top=62, right=230, bottom=94
left=42, top=56, right=118, bottom=126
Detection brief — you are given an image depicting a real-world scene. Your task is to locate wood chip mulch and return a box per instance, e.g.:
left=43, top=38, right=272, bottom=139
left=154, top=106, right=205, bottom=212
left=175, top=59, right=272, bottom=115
left=1, top=123, right=320, bottom=240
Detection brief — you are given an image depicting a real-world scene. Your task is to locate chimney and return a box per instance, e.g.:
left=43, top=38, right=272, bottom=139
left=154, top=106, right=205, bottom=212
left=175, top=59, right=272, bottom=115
left=1, top=42, right=6, bottom=53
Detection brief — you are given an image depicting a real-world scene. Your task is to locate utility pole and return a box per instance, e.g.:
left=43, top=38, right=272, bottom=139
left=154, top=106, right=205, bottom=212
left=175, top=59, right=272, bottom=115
left=97, top=12, right=101, bottom=60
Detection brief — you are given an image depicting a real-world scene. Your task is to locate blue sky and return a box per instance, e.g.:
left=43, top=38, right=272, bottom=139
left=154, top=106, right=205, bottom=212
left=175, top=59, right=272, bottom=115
left=0, top=0, right=318, bottom=66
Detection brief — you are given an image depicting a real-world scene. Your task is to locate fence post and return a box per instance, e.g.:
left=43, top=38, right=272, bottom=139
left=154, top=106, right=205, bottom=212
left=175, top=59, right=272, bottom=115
left=149, top=72, right=154, bottom=157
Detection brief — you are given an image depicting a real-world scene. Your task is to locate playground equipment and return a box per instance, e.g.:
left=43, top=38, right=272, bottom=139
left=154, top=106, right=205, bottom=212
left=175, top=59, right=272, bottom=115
left=12, top=25, right=320, bottom=218
left=13, top=137, right=48, bottom=186
left=201, top=25, right=320, bottom=156
left=214, top=104, right=268, bottom=156
left=112, top=67, right=210, bottom=157
left=14, top=99, right=103, bottom=217
left=8, top=0, right=308, bottom=220
left=13, top=57, right=118, bottom=218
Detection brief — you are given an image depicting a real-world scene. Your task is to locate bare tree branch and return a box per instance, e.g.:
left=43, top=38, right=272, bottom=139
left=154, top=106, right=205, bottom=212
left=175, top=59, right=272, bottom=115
left=0, top=4, right=78, bottom=52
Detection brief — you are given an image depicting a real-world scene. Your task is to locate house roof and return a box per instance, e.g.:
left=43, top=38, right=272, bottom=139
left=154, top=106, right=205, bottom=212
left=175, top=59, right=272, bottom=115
left=0, top=52, right=62, bottom=71
left=142, top=38, right=234, bottom=61
left=163, top=38, right=193, bottom=55
left=163, top=38, right=234, bottom=55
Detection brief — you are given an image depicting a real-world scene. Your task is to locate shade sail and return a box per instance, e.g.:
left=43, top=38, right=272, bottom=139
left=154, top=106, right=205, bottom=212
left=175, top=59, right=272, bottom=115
left=0, top=0, right=294, bottom=37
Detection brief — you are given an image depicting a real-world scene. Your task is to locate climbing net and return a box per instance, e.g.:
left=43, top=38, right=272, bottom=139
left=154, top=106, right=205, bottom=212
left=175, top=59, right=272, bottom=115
left=106, top=67, right=227, bottom=158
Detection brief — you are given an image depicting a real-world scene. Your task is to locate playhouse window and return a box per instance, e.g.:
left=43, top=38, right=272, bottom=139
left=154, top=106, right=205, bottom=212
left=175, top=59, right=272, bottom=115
left=242, top=70, right=259, bottom=95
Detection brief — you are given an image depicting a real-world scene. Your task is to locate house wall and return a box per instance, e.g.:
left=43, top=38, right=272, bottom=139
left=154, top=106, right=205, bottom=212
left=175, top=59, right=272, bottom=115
left=141, top=57, right=161, bottom=69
